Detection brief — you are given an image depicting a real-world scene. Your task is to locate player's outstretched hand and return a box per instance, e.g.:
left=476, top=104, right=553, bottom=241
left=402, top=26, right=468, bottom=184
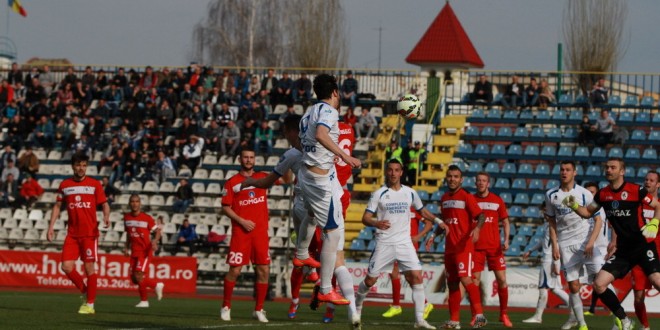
left=562, top=195, right=578, bottom=211
left=343, top=155, right=362, bottom=169
left=241, top=219, right=256, bottom=232
left=46, top=228, right=54, bottom=242
left=424, top=236, right=434, bottom=252
left=642, top=218, right=660, bottom=239
left=375, top=220, right=391, bottom=230
left=521, top=251, right=530, bottom=261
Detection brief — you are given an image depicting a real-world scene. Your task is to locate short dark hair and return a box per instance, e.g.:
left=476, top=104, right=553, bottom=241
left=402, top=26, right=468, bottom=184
left=313, top=74, right=339, bottom=100
left=240, top=148, right=255, bottom=156
left=560, top=160, right=576, bottom=170
left=647, top=170, right=659, bottom=181
left=607, top=157, right=625, bottom=170
left=447, top=164, right=463, bottom=177
left=129, top=193, right=141, bottom=201
left=283, top=114, right=302, bottom=132
left=71, top=152, right=89, bottom=165
left=583, top=181, right=599, bottom=190
left=387, top=158, right=403, bottom=169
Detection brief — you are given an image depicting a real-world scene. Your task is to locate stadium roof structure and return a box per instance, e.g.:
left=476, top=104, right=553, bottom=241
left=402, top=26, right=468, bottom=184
left=406, top=1, right=484, bottom=70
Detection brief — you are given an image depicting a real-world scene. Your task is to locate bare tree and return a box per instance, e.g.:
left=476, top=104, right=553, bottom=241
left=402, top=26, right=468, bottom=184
left=192, top=0, right=348, bottom=69
left=563, top=0, right=629, bottom=94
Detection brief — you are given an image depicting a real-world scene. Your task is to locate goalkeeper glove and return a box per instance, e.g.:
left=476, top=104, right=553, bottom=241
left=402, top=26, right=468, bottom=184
left=641, top=218, right=660, bottom=239
left=562, top=195, right=579, bottom=211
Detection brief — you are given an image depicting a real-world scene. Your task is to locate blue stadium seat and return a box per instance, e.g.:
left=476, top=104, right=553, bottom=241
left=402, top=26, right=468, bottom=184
left=502, top=163, right=517, bottom=174
left=458, top=144, right=473, bottom=154
left=512, top=235, right=528, bottom=246
left=497, top=127, right=513, bottom=137
left=575, top=146, right=589, bottom=157
left=358, top=229, right=373, bottom=240
left=417, top=190, right=430, bottom=201
left=508, top=206, right=524, bottom=218
left=558, top=146, right=573, bottom=157
left=599, top=181, right=608, bottom=189
left=541, top=146, right=556, bottom=157
left=505, top=245, right=521, bottom=257
left=485, top=162, right=500, bottom=173
left=643, top=148, right=657, bottom=160
left=535, top=164, right=550, bottom=175
left=514, top=127, right=529, bottom=138
left=653, top=114, right=660, bottom=124
left=625, top=148, right=640, bottom=159
left=470, top=109, right=485, bottom=119
left=527, top=236, right=543, bottom=250
left=474, top=144, right=490, bottom=154
left=638, top=167, right=651, bottom=178
left=588, top=111, right=599, bottom=121
left=608, top=147, right=623, bottom=158
left=468, top=162, right=483, bottom=173
left=508, top=145, right=522, bottom=155
left=608, top=95, right=622, bottom=106
left=576, top=164, right=584, bottom=176
left=641, top=97, right=655, bottom=109
left=495, top=178, right=510, bottom=189
left=592, top=147, right=606, bottom=158
left=631, top=130, right=646, bottom=141
left=524, top=145, right=540, bottom=156
left=546, top=179, right=560, bottom=189
left=435, top=241, right=445, bottom=253
left=455, top=162, right=468, bottom=172
left=520, top=110, right=534, bottom=120
left=517, top=225, right=534, bottom=236
left=531, top=193, right=545, bottom=205
left=430, top=190, right=444, bottom=201
left=552, top=109, right=567, bottom=121
left=536, top=111, right=551, bottom=120
left=508, top=223, right=517, bottom=236
left=557, top=94, right=573, bottom=106
left=350, top=239, right=366, bottom=250
left=650, top=131, right=660, bottom=141
left=529, top=179, right=544, bottom=190
left=512, top=178, right=527, bottom=189
left=487, top=108, right=502, bottom=119
left=367, top=240, right=377, bottom=250
left=494, top=94, right=503, bottom=104
left=551, top=164, right=561, bottom=175
left=624, top=95, right=638, bottom=107
left=492, top=144, right=506, bottom=154
left=500, top=192, right=512, bottom=205
left=465, top=126, right=479, bottom=136
left=463, top=177, right=476, bottom=188
left=625, top=167, right=635, bottom=178
left=563, top=127, right=578, bottom=139
left=503, top=110, right=518, bottom=119
left=618, top=111, right=633, bottom=122
left=586, top=165, right=601, bottom=176
left=531, top=127, right=545, bottom=138
left=526, top=206, right=541, bottom=219
left=514, top=193, right=530, bottom=205
left=519, top=163, right=533, bottom=174
left=481, top=127, right=496, bottom=137
left=568, top=110, right=583, bottom=121
left=547, top=127, right=562, bottom=138
left=636, top=111, right=651, bottom=122
left=575, top=95, right=589, bottom=105
left=426, top=203, right=439, bottom=215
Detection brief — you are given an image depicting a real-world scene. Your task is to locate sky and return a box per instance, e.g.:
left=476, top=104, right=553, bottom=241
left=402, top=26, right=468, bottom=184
left=2, top=0, right=658, bottom=72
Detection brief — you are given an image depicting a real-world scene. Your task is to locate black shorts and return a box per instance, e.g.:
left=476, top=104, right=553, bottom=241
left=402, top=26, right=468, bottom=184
left=601, top=241, right=660, bottom=279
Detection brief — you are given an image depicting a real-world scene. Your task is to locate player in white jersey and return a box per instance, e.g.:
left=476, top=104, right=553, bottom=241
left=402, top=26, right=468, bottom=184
left=545, top=161, right=604, bottom=330
left=581, top=181, right=610, bottom=316
left=522, top=208, right=571, bottom=324
left=354, top=159, right=444, bottom=329
left=296, top=74, right=362, bottom=326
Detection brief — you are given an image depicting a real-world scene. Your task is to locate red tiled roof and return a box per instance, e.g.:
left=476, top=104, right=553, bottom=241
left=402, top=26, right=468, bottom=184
left=406, top=2, right=484, bottom=68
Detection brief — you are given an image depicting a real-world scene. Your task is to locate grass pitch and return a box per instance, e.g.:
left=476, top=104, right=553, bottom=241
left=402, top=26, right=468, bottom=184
left=0, top=290, right=653, bottom=329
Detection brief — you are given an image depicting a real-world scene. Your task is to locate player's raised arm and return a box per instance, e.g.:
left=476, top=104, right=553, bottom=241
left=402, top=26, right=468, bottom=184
left=563, top=195, right=599, bottom=219
left=315, top=124, right=361, bottom=169
left=241, top=172, right=283, bottom=190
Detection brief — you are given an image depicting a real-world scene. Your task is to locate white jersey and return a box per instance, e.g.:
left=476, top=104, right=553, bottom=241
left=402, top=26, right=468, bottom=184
left=545, top=184, right=593, bottom=246
left=366, top=185, right=424, bottom=245
left=589, top=207, right=609, bottom=249
left=300, top=102, right=340, bottom=170
left=273, top=147, right=303, bottom=195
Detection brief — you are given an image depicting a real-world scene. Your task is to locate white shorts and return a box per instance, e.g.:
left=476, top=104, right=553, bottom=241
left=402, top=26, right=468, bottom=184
left=299, top=166, right=344, bottom=230
left=561, top=243, right=603, bottom=282
left=292, top=195, right=309, bottom=234
left=367, top=241, right=422, bottom=278
left=539, top=259, right=563, bottom=290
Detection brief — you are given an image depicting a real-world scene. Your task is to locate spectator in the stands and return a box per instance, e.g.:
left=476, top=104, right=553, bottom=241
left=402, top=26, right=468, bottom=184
left=7, top=115, right=28, bottom=151
left=24, top=67, right=39, bottom=86
left=343, top=107, right=358, bottom=131
left=96, top=69, right=109, bottom=91
left=472, top=75, right=493, bottom=106
left=260, top=68, right=278, bottom=101
left=292, top=72, right=312, bottom=104
left=155, top=150, right=177, bottom=183
left=188, top=65, right=204, bottom=89
left=254, top=120, right=273, bottom=155
left=205, top=120, right=222, bottom=154
left=523, top=78, right=539, bottom=108
left=139, top=66, right=159, bottom=90
left=26, top=77, right=46, bottom=104
left=179, top=83, right=194, bottom=112
left=356, top=107, right=378, bottom=140
left=104, top=83, right=123, bottom=116
left=0, top=79, right=14, bottom=109
left=225, top=86, right=241, bottom=108
left=275, top=72, right=293, bottom=106
left=249, top=75, right=261, bottom=95
left=501, top=75, right=524, bottom=109
left=255, top=89, right=272, bottom=116
left=234, top=69, right=250, bottom=96
left=57, top=83, right=74, bottom=106
left=181, top=135, right=204, bottom=171
left=18, top=173, right=43, bottom=211
left=220, top=120, right=241, bottom=157
left=39, top=65, right=55, bottom=95
left=538, top=79, right=555, bottom=110
left=7, top=62, right=22, bottom=87
left=62, top=67, right=77, bottom=86
left=406, top=141, right=423, bottom=186
left=0, top=173, right=19, bottom=207
left=102, top=176, right=121, bottom=206
left=13, top=81, right=26, bottom=106
left=341, top=70, right=358, bottom=110
left=68, top=115, right=85, bottom=144
left=590, top=78, right=608, bottom=106
left=174, top=117, right=198, bottom=149
left=217, top=69, right=234, bottom=94
left=592, top=108, right=616, bottom=147
left=175, top=219, right=197, bottom=256
left=156, top=99, right=174, bottom=128
left=192, top=85, right=206, bottom=113
left=215, top=102, right=234, bottom=128
left=53, top=118, right=70, bottom=150
left=1, top=159, right=20, bottom=182
left=385, top=139, right=403, bottom=164
left=239, top=119, right=257, bottom=154
left=121, top=150, right=139, bottom=186
left=207, top=86, right=225, bottom=111
left=173, top=179, right=194, bottom=214
left=0, top=145, right=16, bottom=173
left=112, top=67, right=128, bottom=89
left=17, top=145, right=39, bottom=178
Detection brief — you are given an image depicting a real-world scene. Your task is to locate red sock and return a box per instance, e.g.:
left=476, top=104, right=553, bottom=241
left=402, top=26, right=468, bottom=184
left=331, top=275, right=337, bottom=290
left=448, top=286, right=461, bottom=321
left=634, top=301, right=649, bottom=328
left=138, top=282, right=148, bottom=301
left=291, top=268, right=304, bottom=300
left=392, top=277, right=401, bottom=306
left=66, top=269, right=87, bottom=294
left=255, top=282, right=268, bottom=311
left=142, top=278, right=157, bottom=289
left=466, top=283, right=483, bottom=315
left=86, top=274, right=98, bottom=304
left=223, top=280, right=235, bottom=308
left=498, top=286, right=509, bottom=315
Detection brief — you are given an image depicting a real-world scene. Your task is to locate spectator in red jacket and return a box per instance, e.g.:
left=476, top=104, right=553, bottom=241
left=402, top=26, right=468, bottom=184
left=19, top=173, right=43, bottom=210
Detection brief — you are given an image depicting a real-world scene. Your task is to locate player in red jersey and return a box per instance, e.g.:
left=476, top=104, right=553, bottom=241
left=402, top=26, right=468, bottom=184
left=123, top=194, right=164, bottom=308
left=425, top=165, right=487, bottom=329
left=221, top=149, right=271, bottom=323
left=46, top=152, right=109, bottom=315
left=472, top=172, right=512, bottom=328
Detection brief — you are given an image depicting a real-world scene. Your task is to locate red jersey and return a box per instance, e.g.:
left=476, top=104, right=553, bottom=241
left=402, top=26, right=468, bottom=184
left=124, top=212, right=157, bottom=257
left=594, top=182, right=653, bottom=247
left=474, top=192, right=508, bottom=250
left=335, top=122, right=355, bottom=187
left=57, top=176, right=107, bottom=238
left=440, top=188, right=482, bottom=254
left=222, top=171, right=270, bottom=235
left=410, top=207, right=421, bottom=237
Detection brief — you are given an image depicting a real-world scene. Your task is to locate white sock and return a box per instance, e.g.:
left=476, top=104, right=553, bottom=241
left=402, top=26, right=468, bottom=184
left=356, top=281, right=370, bottom=315
left=552, top=287, right=570, bottom=305
left=295, top=217, right=316, bottom=260
left=319, top=229, right=340, bottom=294
left=335, top=266, right=357, bottom=318
left=412, top=284, right=425, bottom=323
left=570, top=292, right=585, bottom=325
left=535, top=289, right=548, bottom=318
left=87, top=303, right=94, bottom=308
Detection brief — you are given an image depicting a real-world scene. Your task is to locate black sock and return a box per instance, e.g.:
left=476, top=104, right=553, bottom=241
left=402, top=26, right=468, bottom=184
left=589, top=291, right=598, bottom=313
left=598, top=288, right=626, bottom=319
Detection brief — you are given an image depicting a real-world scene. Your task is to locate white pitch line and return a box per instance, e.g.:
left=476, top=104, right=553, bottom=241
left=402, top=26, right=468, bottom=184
left=108, top=321, right=415, bottom=329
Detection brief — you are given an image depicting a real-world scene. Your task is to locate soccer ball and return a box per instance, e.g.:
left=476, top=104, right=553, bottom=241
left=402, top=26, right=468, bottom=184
left=397, top=94, right=422, bottom=119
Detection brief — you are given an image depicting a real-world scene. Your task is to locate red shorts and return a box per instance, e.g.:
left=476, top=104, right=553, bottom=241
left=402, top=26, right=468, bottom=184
left=341, top=189, right=350, bottom=219
left=472, top=247, right=507, bottom=273
left=130, top=255, right=151, bottom=273
left=227, top=231, right=270, bottom=266
left=631, top=265, right=651, bottom=291
left=445, top=251, right=473, bottom=283
left=62, top=236, right=98, bottom=262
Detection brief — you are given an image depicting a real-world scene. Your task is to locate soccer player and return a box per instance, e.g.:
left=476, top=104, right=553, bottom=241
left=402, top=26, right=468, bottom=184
left=123, top=194, right=164, bottom=308
left=522, top=204, right=571, bottom=324
left=425, top=164, right=488, bottom=329
left=621, top=171, right=660, bottom=330
left=46, top=152, right=110, bottom=314
left=221, top=149, right=271, bottom=323
left=355, top=159, right=442, bottom=329
left=380, top=207, right=434, bottom=320
left=564, top=158, right=660, bottom=330
left=470, top=172, right=513, bottom=328
left=582, top=181, right=611, bottom=317
left=296, top=73, right=361, bottom=311
left=545, top=160, right=603, bottom=330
